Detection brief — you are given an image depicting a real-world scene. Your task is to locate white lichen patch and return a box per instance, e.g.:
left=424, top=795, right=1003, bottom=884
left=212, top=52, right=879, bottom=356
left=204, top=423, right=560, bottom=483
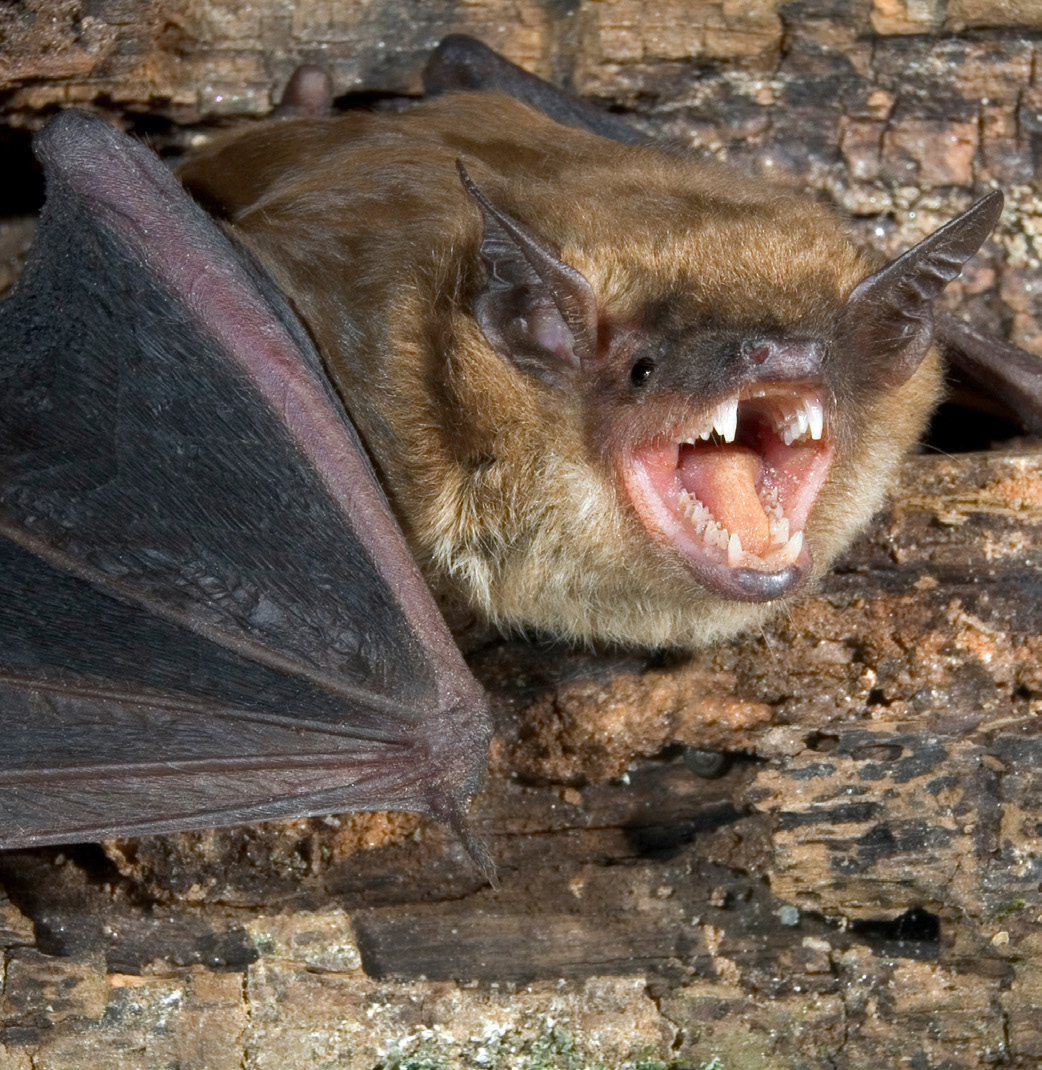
left=242, top=954, right=674, bottom=1070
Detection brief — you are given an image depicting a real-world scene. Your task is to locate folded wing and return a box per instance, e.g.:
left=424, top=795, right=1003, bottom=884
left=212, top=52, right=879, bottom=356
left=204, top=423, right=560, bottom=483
left=0, top=111, right=491, bottom=858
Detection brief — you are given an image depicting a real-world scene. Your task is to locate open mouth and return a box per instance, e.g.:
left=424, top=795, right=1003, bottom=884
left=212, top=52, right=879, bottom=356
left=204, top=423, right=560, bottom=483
left=620, top=385, right=835, bottom=602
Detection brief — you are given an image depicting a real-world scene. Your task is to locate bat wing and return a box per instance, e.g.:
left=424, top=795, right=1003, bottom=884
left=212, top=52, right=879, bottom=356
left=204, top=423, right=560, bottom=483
left=425, top=35, right=645, bottom=144
left=0, top=111, right=491, bottom=867
left=934, top=311, right=1042, bottom=436
left=427, top=36, right=1042, bottom=437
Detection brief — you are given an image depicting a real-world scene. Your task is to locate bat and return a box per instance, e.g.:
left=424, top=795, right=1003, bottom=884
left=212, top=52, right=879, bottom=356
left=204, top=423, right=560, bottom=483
left=176, top=41, right=1009, bottom=651
left=0, top=37, right=1036, bottom=865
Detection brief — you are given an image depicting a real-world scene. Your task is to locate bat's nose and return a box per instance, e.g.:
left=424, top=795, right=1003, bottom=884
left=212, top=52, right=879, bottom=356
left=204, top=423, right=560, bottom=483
left=739, top=337, right=828, bottom=382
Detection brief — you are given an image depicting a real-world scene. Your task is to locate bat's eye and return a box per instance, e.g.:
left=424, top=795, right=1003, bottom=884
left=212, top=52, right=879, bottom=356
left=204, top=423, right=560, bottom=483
left=630, top=357, right=656, bottom=387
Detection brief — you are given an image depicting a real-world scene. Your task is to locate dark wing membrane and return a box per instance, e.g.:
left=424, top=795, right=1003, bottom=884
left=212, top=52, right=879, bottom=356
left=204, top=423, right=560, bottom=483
left=424, top=35, right=647, bottom=144
left=0, top=111, right=490, bottom=849
left=935, top=311, right=1042, bottom=436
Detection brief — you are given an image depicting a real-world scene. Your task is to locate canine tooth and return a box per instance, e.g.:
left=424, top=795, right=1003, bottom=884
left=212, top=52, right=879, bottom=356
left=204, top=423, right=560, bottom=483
left=727, top=531, right=743, bottom=567
left=806, top=398, right=824, bottom=441
left=712, top=398, right=739, bottom=443
left=778, top=529, right=803, bottom=565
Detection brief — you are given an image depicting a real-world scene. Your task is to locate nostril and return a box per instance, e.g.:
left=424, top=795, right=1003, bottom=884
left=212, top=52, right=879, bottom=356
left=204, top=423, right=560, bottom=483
left=740, top=336, right=828, bottom=380
left=741, top=340, right=771, bottom=365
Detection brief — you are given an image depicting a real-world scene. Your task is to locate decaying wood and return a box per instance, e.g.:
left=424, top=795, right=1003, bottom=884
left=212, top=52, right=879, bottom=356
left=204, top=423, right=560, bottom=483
left=1, top=449, right=1039, bottom=1066
left=3, top=2, right=1042, bottom=1068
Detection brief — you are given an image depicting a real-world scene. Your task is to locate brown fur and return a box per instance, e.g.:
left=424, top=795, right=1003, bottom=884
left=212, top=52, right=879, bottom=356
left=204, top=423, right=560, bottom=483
left=179, top=93, right=942, bottom=648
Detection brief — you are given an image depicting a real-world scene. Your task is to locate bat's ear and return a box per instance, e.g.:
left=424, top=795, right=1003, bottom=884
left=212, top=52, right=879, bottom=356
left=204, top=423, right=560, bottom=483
left=457, top=160, right=598, bottom=386
left=843, top=190, right=1004, bottom=389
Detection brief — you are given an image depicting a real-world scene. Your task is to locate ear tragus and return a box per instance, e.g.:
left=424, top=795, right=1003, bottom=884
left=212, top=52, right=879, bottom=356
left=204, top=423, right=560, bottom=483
left=457, top=160, right=598, bottom=386
left=842, top=190, right=1003, bottom=389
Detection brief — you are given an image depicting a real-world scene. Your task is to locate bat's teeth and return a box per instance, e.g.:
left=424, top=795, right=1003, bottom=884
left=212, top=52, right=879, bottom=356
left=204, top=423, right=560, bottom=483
left=680, top=489, right=711, bottom=527
left=676, top=423, right=712, bottom=445
left=761, top=485, right=783, bottom=521
left=805, top=398, right=825, bottom=441
left=682, top=490, right=731, bottom=550
left=767, top=394, right=826, bottom=446
left=774, top=529, right=803, bottom=566
left=681, top=491, right=725, bottom=548
left=680, top=487, right=799, bottom=570
left=712, top=398, right=739, bottom=443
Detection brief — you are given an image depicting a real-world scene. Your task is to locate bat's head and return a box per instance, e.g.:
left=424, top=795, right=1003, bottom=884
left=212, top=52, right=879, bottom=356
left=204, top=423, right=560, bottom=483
left=451, top=155, right=1001, bottom=645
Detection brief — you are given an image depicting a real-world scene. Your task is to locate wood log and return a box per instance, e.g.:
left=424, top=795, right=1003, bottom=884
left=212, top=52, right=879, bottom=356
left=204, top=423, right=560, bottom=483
left=0, top=446, right=1038, bottom=1066
left=2, top=2, right=1042, bottom=1067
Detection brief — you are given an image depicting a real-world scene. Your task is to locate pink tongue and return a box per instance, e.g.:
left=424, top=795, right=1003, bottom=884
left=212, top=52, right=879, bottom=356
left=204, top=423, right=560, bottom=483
left=679, top=446, right=771, bottom=555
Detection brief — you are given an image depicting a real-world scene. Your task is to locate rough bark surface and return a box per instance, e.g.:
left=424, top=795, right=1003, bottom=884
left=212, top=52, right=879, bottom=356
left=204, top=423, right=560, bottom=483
left=2, top=2, right=1042, bottom=1068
